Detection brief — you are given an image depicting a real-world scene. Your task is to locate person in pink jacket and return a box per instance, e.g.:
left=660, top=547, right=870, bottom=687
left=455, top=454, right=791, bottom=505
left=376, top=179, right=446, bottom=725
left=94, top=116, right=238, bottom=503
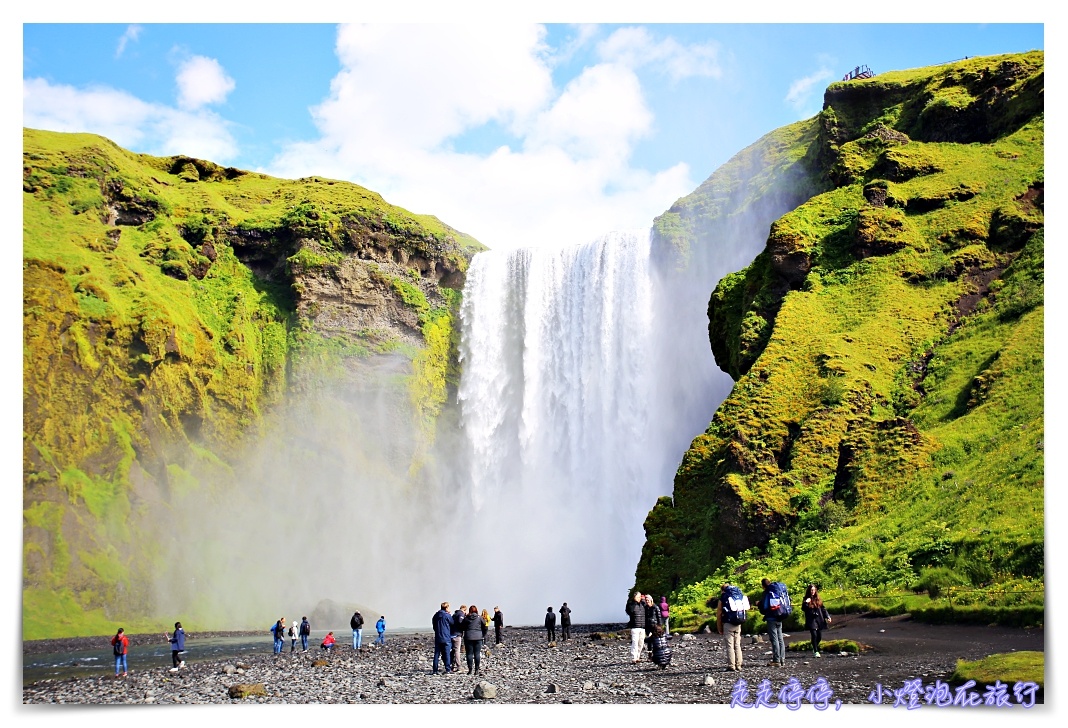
left=659, top=596, right=670, bottom=636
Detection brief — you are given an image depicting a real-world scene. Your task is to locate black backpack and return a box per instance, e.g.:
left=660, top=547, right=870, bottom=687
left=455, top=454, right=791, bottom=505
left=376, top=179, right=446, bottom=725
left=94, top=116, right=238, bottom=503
left=112, top=638, right=124, bottom=656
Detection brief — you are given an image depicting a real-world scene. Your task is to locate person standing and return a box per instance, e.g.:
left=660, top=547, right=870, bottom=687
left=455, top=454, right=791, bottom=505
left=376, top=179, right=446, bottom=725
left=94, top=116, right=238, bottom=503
left=166, top=621, right=186, bottom=671
left=626, top=591, right=646, bottom=663
left=659, top=596, right=670, bottom=636
left=462, top=605, right=484, bottom=675
left=350, top=611, right=364, bottom=650
left=492, top=606, right=505, bottom=644
left=432, top=601, right=453, bottom=674
left=288, top=620, right=298, bottom=652
left=299, top=616, right=311, bottom=652
left=544, top=606, right=557, bottom=642
left=480, top=608, right=490, bottom=648
left=643, top=594, right=661, bottom=640
left=271, top=617, right=286, bottom=654
left=559, top=602, right=572, bottom=640
left=110, top=627, right=129, bottom=678
left=801, top=583, right=831, bottom=658
left=451, top=604, right=466, bottom=671
left=716, top=583, right=748, bottom=672
left=375, top=615, right=386, bottom=645
left=758, top=578, right=790, bottom=667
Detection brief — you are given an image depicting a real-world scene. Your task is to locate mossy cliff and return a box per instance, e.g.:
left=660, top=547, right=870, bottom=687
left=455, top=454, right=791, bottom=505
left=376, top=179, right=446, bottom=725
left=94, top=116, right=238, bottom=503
left=636, top=52, right=1043, bottom=626
left=22, top=128, right=481, bottom=638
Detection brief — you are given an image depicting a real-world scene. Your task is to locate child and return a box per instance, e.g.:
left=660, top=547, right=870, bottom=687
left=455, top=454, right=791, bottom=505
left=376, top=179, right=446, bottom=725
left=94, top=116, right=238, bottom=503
left=321, top=631, right=336, bottom=651
left=645, top=624, right=672, bottom=669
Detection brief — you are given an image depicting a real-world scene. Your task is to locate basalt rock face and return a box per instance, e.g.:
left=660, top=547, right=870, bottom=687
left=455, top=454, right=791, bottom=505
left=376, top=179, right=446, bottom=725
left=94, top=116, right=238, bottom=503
left=22, top=128, right=482, bottom=638
left=636, top=53, right=1044, bottom=610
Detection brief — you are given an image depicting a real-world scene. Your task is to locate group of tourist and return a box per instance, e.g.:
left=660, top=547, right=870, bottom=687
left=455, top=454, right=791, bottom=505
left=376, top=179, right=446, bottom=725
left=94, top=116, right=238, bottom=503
left=105, top=581, right=831, bottom=678
left=431, top=603, right=507, bottom=675
left=625, top=592, right=672, bottom=668
left=714, top=579, right=830, bottom=671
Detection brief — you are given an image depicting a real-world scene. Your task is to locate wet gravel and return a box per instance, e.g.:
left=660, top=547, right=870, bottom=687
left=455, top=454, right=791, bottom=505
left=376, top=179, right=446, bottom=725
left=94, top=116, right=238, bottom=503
left=22, top=616, right=1044, bottom=706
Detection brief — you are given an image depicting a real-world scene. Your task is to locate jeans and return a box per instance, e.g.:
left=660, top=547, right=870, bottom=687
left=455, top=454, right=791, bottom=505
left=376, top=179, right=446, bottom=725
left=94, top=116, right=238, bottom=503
left=375, top=631, right=385, bottom=645
left=629, top=628, right=645, bottom=661
left=352, top=628, right=363, bottom=649
left=301, top=634, right=309, bottom=651
left=273, top=638, right=283, bottom=654
left=723, top=622, right=743, bottom=669
left=433, top=640, right=452, bottom=673
left=114, top=653, right=127, bottom=675
left=767, top=620, right=785, bottom=664
left=465, top=639, right=482, bottom=673
left=290, top=638, right=296, bottom=652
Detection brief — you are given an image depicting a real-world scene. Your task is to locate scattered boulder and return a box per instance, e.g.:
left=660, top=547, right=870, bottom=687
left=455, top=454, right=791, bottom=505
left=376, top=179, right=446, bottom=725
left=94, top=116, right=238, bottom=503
left=583, top=681, right=595, bottom=691
left=681, top=633, right=697, bottom=641
left=228, top=683, right=266, bottom=699
left=699, top=625, right=712, bottom=634
left=751, top=634, right=764, bottom=644
left=473, top=681, right=497, bottom=700
left=703, top=675, right=716, bottom=686
left=546, top=683, right=562, bottom=694
left=312, top=659, right=329, bottom=667
left=221, top=664, right=237, bottom=675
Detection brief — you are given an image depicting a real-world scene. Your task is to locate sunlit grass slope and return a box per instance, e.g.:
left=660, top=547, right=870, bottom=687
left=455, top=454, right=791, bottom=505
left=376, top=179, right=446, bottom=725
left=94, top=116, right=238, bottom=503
left=636, top=52, right=1043, bottom=629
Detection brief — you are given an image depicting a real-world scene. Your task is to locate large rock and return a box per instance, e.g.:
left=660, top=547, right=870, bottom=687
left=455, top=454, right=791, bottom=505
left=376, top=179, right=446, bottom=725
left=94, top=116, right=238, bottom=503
left=473, top=681, right=497, bottom=699
left=228, top=683, right=266, bottom=699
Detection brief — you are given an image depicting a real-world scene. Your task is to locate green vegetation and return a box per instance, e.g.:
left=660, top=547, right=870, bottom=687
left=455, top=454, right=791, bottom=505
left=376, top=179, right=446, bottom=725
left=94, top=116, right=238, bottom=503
left=787, top=638, right=865, bottom=653
left=951, top=651, right=1044, bottom=688
left=23, top=128, right=479, bottom=638
left=636, top=53, right=1043, bottom=631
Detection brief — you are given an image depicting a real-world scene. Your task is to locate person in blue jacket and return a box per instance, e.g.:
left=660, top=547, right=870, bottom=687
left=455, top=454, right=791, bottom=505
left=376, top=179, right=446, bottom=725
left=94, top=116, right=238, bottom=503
left=375, top=616, right=386, bottom=645
left=166, top=621, right=185, bottom=671
left=270, top=617, right=286, bottom=654
left=431, top=602, right=452, bottom=674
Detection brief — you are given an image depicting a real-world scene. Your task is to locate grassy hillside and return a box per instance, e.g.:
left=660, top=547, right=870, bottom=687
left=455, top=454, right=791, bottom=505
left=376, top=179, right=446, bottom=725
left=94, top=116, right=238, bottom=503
left=22, top=129, right=477, bottom=637
left=636, top=52, right=1044, bottom=630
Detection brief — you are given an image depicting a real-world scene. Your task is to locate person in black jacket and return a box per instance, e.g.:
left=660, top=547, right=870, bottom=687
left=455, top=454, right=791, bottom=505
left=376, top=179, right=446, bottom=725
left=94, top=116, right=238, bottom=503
left=544, top=606, right=557, bottom=642
left=350, top=611, right=364, bottom=650
left=626, top=591, right=646, bottom=663
left=559, top=602, right=572, bottom=640
left=462, top=605, right=484, bottom=675
left=299, top=616, right=311, bottom=652
left=492, top=606, right=505, bottom=644
left=643, top=594, right=661, bottom=640
left=801, top=583, right=831, bottom=657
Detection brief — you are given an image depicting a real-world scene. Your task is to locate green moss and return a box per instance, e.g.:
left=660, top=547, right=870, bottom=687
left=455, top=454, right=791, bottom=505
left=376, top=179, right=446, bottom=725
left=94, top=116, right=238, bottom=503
left=951, top=651, right=1044, bottom=688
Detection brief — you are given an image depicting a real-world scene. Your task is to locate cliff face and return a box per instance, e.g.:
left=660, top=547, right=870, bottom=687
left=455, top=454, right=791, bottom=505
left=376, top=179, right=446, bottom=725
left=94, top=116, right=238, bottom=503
left=22, top=129, right=481, bottom=637
left=636, top=52, right=1043, bottom=618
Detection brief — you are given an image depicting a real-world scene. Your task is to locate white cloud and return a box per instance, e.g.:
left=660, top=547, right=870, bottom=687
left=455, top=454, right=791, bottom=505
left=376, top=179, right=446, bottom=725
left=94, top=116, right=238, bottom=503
left=23, top=77, right=238, bottom=162
left=267, top=24, right=699, bottom=251
left=175, top=55, right=236, bottom=110
left=596, top=26, right=722, bottom=81
left=785, top=66, right=836, bottom=114
left=115, top=25, right=142, bottom=58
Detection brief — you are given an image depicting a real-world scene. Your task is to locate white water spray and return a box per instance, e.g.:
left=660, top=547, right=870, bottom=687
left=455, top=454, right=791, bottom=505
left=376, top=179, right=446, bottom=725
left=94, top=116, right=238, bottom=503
left=456, top=229, right=725, bottom=623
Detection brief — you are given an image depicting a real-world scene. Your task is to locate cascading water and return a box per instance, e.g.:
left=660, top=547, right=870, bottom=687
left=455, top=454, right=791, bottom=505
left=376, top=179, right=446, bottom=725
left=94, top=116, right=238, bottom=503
left=456, top=229, right=726, bottom=623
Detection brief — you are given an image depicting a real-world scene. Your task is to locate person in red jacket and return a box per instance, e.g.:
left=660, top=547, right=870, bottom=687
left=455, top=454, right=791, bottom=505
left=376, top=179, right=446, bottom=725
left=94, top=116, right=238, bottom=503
left=110, top=627, right=129, bottom=677
left=321, top=631, right=336, bottom=651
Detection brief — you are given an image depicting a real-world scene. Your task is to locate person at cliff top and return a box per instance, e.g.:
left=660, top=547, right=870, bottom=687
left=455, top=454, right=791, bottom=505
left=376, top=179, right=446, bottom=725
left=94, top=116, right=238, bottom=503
left=626, top=591, right=646, bottom=663
left=659, top=596, right=670, bottom=636
left=559, top=602, right=572, bottom=640
left=350, top=611, right=364, bottom=650
left=299, top=616, right=311, bottom=652
left=432, top=601, right=453, bottom=674
left=544, top=606, right=557, bottom=642
left=801, top=583, right=831, bottom=658
left=492, top=606, right=505, bottom=645
left=110, top=627, right=129, bottom=678
left=321, top=631, right=336, bottom=651
left=375, top=616, right=386, bottom=645
left=166, top=621, right=186, bottom=671
left=451, top=605, right=467, bottom=671
left=271, top=617, right=286, bottom=655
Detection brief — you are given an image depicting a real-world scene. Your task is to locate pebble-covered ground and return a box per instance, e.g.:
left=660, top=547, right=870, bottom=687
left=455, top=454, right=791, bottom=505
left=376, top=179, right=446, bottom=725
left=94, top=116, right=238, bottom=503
left=23, top=615, right=1044, bottom=706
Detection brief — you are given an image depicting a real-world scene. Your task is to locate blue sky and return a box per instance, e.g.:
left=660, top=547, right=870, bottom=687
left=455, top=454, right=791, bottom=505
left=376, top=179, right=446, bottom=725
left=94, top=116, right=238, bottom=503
left=21, top=17, right=1044, bottom=251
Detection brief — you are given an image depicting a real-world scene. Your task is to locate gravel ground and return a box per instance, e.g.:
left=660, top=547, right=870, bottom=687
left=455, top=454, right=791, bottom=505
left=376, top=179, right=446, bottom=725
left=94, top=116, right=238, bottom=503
left=22, top=615, right=1044, bottom=706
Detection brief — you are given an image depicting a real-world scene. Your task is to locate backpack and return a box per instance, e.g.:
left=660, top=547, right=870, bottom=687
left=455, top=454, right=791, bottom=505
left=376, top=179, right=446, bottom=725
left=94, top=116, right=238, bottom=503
left=767, top=581, right=792, bottom=619
left=113, top=637, right=124, bottom=656
left=300, top=620, right=310, bottom=636
left=724, top=585, right=750, bottom=625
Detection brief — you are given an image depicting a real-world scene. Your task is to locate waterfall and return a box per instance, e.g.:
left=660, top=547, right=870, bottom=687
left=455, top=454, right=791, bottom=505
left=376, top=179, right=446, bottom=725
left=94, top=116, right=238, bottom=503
left=456, top=229, right=726, bottom=623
